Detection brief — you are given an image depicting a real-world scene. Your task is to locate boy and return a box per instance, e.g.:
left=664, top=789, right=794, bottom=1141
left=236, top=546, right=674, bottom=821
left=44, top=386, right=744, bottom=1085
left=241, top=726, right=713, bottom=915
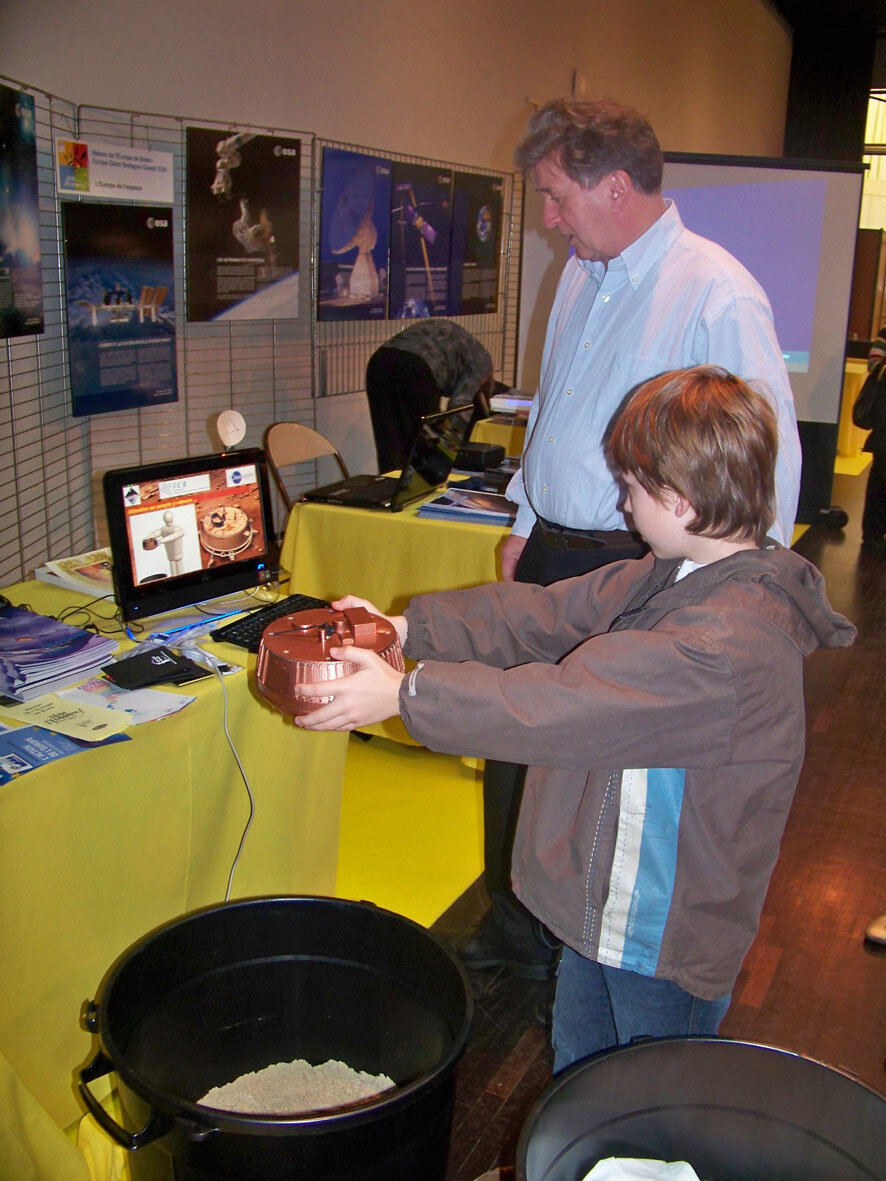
left=295, top=366, right=855, bottom=1071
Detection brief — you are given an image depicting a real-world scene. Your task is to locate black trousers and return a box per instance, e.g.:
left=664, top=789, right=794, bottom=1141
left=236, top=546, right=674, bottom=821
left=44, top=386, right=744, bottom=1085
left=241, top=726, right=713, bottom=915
left=481, top=521, right=647, bottom=954
left=365, top=346, right=441, bottom=473
left=861, top=450, right=886, bottom=540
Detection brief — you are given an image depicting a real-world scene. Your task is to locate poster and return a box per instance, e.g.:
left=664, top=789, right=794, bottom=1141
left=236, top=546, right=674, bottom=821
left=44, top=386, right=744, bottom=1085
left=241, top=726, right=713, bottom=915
left=62, top=202, right=177, bottom=417
left=0, top=84, right=43, bottom=338
left=388, top=161, right=452, bottom=319
left=185, top=127, right=301, bottom=322
left=448, top=171, right=503, bottom=315
left=55, top=137, right=173, bottom=203
left=318, top=147, right=391, bottom=321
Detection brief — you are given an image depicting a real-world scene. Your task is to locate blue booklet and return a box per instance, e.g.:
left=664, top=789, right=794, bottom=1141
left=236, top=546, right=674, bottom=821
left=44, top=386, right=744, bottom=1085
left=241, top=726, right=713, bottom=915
left=0, top=605, right=118, bottom=702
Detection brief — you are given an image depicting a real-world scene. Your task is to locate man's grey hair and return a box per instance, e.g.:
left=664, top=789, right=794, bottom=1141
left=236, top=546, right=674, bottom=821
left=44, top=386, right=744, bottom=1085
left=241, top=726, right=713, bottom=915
left=514, top=98, right=663, bottom=194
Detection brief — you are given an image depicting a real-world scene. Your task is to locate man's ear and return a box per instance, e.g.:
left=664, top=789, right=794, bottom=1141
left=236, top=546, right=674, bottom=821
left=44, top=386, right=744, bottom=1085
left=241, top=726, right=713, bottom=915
left=608, top=171, right=632, bottom=211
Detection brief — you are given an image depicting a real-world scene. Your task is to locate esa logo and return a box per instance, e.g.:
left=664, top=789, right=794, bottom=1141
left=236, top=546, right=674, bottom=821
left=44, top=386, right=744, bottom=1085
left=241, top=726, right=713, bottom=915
left=273, top=145, right=299, bottom=157
left=146, top=217, right=169, bottom=229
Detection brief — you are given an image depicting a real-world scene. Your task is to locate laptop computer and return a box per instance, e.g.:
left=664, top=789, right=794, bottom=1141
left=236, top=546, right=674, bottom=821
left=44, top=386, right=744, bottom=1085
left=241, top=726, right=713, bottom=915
left=301, top=405, right=474, bottom=511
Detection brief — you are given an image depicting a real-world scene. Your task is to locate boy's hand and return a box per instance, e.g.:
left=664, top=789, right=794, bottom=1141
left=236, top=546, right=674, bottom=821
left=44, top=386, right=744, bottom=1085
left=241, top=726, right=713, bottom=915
left=331, top=595, right=407, bottom=646
left=293, top=645, right=404, bottom=731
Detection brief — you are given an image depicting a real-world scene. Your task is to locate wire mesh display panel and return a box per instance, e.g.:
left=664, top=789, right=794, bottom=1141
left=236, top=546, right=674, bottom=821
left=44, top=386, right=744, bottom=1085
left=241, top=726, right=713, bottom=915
left=0, top=74, right=522, bottom=584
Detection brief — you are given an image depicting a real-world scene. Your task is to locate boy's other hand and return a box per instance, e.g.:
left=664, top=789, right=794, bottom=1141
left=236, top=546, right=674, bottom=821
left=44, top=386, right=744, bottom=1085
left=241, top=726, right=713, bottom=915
left=293, top=645, right=404, bottom=732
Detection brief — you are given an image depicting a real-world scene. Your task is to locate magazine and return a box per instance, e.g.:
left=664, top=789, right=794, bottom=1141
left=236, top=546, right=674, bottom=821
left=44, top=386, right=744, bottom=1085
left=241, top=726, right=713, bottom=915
left=34, top=548, right=114, bottom=598
left=0, top=605, right=118, bottom=702
left=417, top=487, right=517, bottom=526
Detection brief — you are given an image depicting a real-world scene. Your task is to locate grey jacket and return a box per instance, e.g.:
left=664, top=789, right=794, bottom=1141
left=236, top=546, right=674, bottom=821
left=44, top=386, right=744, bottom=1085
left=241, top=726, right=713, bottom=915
left=400, top=544, right=856, bottom=999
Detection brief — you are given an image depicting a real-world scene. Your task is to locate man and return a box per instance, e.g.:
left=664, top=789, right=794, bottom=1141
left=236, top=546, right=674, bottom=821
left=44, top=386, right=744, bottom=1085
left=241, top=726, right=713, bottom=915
left=464, top=97, right=803, bottom=980
left=365, top=319, right=495, bottom=472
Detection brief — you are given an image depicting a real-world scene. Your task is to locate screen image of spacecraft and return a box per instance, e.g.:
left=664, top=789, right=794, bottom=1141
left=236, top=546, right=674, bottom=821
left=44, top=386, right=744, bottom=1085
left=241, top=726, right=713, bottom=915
left=184, top=127, right=301, bottom=323
left=318, top=147, right=392, bottom=321
left=387, top=161, right=453, bottom=319
left=121, top=465, right=266, bottom=584
left=448, top=172, right=503, bottom=315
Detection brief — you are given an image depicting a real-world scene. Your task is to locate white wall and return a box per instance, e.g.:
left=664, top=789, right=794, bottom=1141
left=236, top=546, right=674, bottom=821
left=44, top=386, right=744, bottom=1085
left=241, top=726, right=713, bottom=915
left=3, top=0, right=790, bottom=173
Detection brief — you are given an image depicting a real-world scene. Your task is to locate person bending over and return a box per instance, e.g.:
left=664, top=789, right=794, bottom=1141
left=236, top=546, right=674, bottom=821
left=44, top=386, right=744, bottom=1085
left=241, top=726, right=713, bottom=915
left=294, top=366, right=854, bottom=1069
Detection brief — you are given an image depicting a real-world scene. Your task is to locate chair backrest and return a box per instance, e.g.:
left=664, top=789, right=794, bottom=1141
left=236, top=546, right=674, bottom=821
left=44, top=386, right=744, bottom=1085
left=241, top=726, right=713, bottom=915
left=264, top=422, right=350, bottom=512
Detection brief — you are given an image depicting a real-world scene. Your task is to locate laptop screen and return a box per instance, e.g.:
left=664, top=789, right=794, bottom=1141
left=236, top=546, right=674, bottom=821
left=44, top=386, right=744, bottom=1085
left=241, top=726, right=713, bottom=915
left=391, top=404, right=473, bottom=506
left=102, top=448, right=276, bottom=621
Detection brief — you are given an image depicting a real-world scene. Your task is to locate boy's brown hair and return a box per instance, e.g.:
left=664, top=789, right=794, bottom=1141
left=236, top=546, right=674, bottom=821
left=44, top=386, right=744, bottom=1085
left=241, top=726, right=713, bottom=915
left=608, top=366, right=778, bottom=546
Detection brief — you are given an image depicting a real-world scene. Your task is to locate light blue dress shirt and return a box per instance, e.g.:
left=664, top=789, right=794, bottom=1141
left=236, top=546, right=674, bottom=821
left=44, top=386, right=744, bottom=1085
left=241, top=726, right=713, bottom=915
left=508, top=201, right=801, bottom=546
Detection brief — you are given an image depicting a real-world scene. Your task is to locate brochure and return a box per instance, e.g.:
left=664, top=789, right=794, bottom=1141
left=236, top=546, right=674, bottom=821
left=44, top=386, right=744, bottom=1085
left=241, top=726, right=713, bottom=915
left=0, top=605, right=119, bottom=702
left=0, top=721, right=129, bottom=784
left=417, top=487, right=517, bottom=526
left=34, top=547, right=114, bottom=597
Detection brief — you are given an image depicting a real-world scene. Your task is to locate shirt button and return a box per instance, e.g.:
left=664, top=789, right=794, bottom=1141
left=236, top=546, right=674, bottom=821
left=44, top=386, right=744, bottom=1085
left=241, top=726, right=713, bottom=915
left=567, top=388, right=574, bottom=396
left=548, top=436, right=555, bottom=443
left=542, top=485, right=547, bottom=492
left=583, top=341, right=590, bottom=349
left=601, top=293, right=610, bottom=303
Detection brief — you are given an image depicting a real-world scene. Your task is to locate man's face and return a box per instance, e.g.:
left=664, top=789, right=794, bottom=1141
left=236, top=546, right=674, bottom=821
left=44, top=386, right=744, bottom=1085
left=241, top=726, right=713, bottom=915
left=533, top=155, right=618, bottom=263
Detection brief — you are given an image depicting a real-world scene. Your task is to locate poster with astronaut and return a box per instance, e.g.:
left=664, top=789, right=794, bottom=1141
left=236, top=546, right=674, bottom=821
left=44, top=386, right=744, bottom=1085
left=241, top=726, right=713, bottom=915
left=185, top=127, right=301, bottom=322
left=447, top=171, right=503, bottom=315
left=0, top=83, right=43, bottom=339
left=62, top=202, right=177, bottom=417
left=317, top=147, right=391, bottom=321
left=387, top=161, right=452, bottom=320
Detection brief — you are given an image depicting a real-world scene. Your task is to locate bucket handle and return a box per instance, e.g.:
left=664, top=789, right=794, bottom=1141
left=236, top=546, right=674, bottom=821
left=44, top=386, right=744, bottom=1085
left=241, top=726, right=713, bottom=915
left=79, top=1049, right=173, bottom=1151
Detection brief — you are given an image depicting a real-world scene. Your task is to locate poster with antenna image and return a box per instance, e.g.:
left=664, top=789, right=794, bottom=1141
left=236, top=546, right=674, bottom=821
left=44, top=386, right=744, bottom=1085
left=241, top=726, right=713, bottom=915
left=388, top=161, right=452, bottom=320
left=62, top=202, right=177, bottom=416
left=318, top=147, right=391, bottom=321
left=185, top=127, right=301, bottom=322
left=447, top=172, right=503, bottom=315
left=0, top=83, right=43, bottom=338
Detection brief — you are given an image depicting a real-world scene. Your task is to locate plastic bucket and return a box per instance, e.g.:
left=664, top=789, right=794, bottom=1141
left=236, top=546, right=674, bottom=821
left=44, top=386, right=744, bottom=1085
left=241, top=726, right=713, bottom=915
left=79, top=896, right=473, bottom=1180
left=516, top=1036, right=885, bottom=1180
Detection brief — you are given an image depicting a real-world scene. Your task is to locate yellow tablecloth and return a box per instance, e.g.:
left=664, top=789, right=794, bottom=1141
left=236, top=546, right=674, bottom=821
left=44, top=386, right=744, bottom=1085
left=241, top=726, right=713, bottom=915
left=279, top=496, right=510, bottom=744
left=0, top=580, right=348, bottom=1179
left=470, top=414, right=527, bottom=457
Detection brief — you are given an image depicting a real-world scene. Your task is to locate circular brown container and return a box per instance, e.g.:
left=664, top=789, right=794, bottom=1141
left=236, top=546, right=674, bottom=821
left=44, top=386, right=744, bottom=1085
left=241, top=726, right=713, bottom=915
left=256, top=606, right=405, bottom=716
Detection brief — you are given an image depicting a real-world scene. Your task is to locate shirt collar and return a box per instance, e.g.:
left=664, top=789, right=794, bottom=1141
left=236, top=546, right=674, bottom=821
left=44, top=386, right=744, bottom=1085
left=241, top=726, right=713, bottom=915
left=579, top=198, right=683, bottom=288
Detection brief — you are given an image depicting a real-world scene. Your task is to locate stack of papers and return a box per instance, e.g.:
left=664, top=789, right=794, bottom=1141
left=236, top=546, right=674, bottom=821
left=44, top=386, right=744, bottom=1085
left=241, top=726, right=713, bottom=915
left=34, top=548, right=114, bottom=598
left=418, top=488, right=517, bottom=526
left=0, top=606, right=119, bottom=702
left=489, top=390, right=533, bottom=415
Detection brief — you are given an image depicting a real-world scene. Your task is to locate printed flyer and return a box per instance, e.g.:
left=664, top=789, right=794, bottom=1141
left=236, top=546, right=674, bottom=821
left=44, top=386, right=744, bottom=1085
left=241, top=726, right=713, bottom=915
left=0, top=83, right=43, bottom=338
left=55, top=137, right=173, bottom=203
left=62, top=202, right=177, bottom=416
left=186, top=127, right=301, bottom=321
left=318, top=147, right=391, bottom=321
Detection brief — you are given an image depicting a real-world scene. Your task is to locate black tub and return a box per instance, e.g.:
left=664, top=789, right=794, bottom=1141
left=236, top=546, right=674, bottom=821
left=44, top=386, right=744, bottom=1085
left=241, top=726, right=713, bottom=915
left=516, top=1036, right=886, bottom=1181
left=79, top=896, right=473, bottom=1180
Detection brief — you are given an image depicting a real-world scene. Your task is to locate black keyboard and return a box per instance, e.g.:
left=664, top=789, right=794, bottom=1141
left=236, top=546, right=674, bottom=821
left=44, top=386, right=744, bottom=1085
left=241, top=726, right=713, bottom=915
left=209, top=592, right=330, bottom=652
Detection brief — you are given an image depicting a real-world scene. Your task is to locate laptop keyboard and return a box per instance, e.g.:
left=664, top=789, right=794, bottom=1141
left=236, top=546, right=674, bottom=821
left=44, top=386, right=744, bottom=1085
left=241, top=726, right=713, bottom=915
left=209, top=592, right=330, bottom=652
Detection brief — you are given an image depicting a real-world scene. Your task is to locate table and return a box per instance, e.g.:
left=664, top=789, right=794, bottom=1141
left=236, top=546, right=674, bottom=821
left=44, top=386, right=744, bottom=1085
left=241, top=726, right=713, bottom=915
left=0, top=580, right=348, bottom=1179
left=471, top=413, right=527, bottom=457
left=279, top=495, right=511, bottom=744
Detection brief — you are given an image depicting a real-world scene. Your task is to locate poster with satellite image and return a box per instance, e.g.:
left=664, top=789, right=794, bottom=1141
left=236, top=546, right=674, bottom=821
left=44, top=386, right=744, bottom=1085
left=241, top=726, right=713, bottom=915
left=448, top=172, right=503, bottom=315
left=387, top=162, right=452, bottom=319
left=318, top=147, right=392, bottom=321
left=62, top=202, right=177, bottom=416
left=0, top=83, right=44, bottom=339
left=185, top=127, right=301, bottom=322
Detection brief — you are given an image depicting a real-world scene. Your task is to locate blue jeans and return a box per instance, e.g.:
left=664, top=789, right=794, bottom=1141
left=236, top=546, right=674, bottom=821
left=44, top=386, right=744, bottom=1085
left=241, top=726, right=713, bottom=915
left=552, top=947, right=732, bottom=1074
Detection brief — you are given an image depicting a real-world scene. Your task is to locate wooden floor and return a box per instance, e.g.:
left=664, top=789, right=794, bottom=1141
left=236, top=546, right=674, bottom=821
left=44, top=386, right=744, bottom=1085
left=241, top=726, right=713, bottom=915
left=433, top=468, right=886, bottom=1181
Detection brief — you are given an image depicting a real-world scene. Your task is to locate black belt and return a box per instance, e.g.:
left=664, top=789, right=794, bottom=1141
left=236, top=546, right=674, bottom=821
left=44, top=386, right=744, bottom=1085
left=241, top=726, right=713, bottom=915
left=535, top=517, right=621, bottom=550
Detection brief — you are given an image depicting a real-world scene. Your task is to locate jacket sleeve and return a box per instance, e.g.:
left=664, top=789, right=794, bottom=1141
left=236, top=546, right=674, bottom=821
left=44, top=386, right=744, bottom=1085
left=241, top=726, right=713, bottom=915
left=403, top=557, right=654, bottom=669
left=399, top=608, right=794, bottom=772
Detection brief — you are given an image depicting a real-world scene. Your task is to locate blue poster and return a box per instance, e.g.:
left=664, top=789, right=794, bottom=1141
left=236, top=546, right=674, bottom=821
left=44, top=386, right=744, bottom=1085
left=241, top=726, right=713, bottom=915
left=318, top=147, right=391, bottom=321
left=388, top=161, right=452, bottom=320
left=0, top=84, right=43, bottom=338
left=448, top=172, right=503, bottom=315
left=62, top=202, right=178, bottom=416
